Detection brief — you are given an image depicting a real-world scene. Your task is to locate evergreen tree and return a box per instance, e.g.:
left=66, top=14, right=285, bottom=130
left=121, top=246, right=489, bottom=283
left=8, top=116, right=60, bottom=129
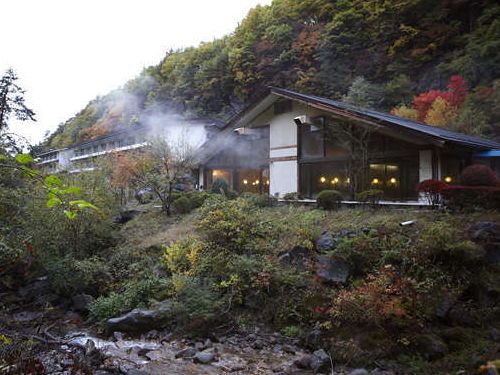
left=0, top=68, right=36, bottom=131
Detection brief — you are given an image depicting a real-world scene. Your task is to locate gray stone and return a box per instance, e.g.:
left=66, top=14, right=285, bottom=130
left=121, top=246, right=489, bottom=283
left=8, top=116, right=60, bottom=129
left=414, top=334, right=448, bottom=360
left=491, top=328, right=500, bottom=342
left=106, top=301, right=173, bottom=334
left=194, top=350, right=216, bottom=364
left=294, top=354, right=311, bottom=369
left=175, top=347, right=197, bottom=359
left=470, top=221, right=500, bottom=264
left=316, top=230, right=335, bottom=252
left=72, top=293, right=94, bottom=313
left=310, top=349, right=331, bottom=372
left=278, top=246, right=312, bottom=267
left=251, top=340, right=264, bottom=350
left=350, top=369, right=370, bottom=375
left=314, top=255, right=350, bottom=284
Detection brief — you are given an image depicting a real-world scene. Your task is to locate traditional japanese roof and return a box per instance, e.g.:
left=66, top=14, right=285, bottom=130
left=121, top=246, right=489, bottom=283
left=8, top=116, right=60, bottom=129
left=270, top=87, right=500, bottom=150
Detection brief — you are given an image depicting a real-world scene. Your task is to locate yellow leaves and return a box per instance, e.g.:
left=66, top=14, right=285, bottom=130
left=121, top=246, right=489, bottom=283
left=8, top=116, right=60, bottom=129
left=0, top=334, right=10, bottom=345
left=424, top=96, right=457, bottom=127
left=391, top=105, right=418, bottom=121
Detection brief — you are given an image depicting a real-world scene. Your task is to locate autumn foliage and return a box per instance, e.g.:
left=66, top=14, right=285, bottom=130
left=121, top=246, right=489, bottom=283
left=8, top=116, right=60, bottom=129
left=412, top=75, right=468, bottom=122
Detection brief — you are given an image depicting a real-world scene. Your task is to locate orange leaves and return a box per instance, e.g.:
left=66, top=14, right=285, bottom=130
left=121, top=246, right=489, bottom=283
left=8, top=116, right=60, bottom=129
left=392, top=75, right=468, bottom=127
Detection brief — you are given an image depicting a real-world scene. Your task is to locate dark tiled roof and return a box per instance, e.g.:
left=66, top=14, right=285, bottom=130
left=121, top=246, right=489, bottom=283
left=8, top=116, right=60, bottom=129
left=271, top=87, right=500, bottom=150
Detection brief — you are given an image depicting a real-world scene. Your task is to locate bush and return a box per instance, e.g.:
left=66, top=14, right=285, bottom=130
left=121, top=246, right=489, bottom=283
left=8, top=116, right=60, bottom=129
left=242, top=193, right=278, bottom=207
left=357, top=189, right=384, bottom=204
left=183, top=191, right=211, bottom=209
left=416, top=179, right=447, bottom=205
left=163, top=236, right=203, bottom=275
left=211, top=178, right=229, bottom=195
left=282, top=192, right=299, bottom=200
left=316, top=190, right=343, bottom=210
left=172, top=196, right=192, bottom=214
left=441, top=185, right=500, bottom=211
left=89, top=276, right=172, bottom=321
left=460, top=164, right=498, bottom=187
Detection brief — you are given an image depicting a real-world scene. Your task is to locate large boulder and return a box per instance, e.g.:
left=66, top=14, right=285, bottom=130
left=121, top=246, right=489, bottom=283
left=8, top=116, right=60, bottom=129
left=106, top=301, right=173, bottom=334
left=315, top=230, right=335, bottom=252
left=314, top=255, right=350, bottom=284
left=470, top=221, right=500, bottom=264
left=309, top=349, right=331, bottom=372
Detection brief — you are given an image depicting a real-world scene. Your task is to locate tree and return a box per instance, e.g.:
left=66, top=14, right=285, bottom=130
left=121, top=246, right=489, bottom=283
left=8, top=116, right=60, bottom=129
left=343, top=77, right=385, bottom=110
left=0, top=69, right=36, bottom=131
left=424, top=97, right=457, bottom=127
left=113, top=133, right=196, bottom=215
left=324, top=120, right=371, bottom=200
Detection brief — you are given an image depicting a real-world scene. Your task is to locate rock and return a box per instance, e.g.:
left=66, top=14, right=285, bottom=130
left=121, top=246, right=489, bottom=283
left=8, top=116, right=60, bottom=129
left=316, top=230, right=335, bottom=252
left=113, top=209, right=145, bottom=224
left=491, top=328, right=500, bottom=342
left=278, top=246, right=312, bottom=267
left=72, top=293, right=94, bottom=313
left=435, top=293, right=456, bottom=319
left=305, top=326, right=323, bottom=348
left=13, top=311, right=43, bottom=322
left=194, top=350, right=216, bottom=364
left=106, top=301, right=172, bottom=334
left=470, top=221, right=500, bottom=264
left=195, top=341, right=205, bottom=351
left=310, top=349, right=331, bottom=372
left=294, top=354, right=311, bottom=369
left=112, top=331, right=124, bottom=342
left=251, top=340, right=264, bottom=350
left=413, top=334, right=448, bottom=360
left=314, top=255, right=350, bottom=284
left=349, top=370, right=370, bottom=375
left=175, top=347, right=197, bottom=359
left=448, top=304, right=475, bottom=326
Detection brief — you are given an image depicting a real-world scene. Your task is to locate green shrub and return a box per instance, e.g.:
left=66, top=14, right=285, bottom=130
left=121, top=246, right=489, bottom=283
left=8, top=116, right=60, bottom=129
left=44, top=256, right=111, bottom=297
left=198, top=196, right=269, bottom=254
left=357, top=189, right=384, bottom=204
left=281, top=325, right=305, bottom=338
left=242, top=193, right=278, bottom=207
left=282, top=192, right=299, bottom=200
left=171, top=275, right=220, bottom=331
left=183, top=191, right=211, bottom=209
left=211, top=178, right=229, bottom=194
left=172, top=196, right=192, bottom=214
left=316, top=190, right=343, bottom=210
left=89, top=276, right=172, bottom=321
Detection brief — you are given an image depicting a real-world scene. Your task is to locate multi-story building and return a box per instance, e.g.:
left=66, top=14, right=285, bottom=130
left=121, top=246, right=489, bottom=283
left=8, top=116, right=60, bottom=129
left=36, top=127, right=147, bottom=174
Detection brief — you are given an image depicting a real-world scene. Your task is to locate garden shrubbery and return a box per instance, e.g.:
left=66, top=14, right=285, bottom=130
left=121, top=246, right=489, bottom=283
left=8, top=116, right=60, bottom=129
left=357, top=189, right=384, bottom=204
left=316, top=190, right=343, bottom=209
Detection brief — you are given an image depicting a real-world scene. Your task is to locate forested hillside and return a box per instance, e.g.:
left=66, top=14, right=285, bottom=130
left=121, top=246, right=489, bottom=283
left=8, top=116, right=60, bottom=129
left=46, top=0, right=500, bottom=148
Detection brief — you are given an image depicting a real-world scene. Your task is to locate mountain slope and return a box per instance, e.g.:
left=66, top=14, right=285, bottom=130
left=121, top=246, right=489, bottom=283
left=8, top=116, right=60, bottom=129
left=46, top=0, right=500, bottom=149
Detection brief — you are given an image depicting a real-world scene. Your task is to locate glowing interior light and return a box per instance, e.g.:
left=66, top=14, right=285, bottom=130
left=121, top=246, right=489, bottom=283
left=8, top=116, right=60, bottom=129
left=266, top=180, right=270, bottom=185
left=372, top=178, right=380, bottom=184
left=243, top=179, right=248, bottom=185
left=345, top=178, right=350, bottom=184
left=255, top=180, right=260, bottom=185
left=390, top=177, right=397, bottom=184
left=320, top=176, right=326, bottom=183
left=333, top=177, right=339, bottom=183
left=444, top=176, right=452, bottom=183
left=212, top=170, right=219, bottom=177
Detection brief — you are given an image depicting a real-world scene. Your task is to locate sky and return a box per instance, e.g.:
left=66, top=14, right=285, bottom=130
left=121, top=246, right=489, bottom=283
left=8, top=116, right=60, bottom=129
left=1, top=0, right=272, bottom=145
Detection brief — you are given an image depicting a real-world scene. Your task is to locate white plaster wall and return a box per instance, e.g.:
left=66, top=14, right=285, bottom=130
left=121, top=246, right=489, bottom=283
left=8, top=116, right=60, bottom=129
left=270, top=147, right=297, bottom=158
left=419, top=150, right=433, bottom=182
left=270, top=160, right=297, bottom=196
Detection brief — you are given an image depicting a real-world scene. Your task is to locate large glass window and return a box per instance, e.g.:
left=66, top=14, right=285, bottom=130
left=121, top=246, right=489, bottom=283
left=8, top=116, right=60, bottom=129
left=300, top=124, right=324, bottom=158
